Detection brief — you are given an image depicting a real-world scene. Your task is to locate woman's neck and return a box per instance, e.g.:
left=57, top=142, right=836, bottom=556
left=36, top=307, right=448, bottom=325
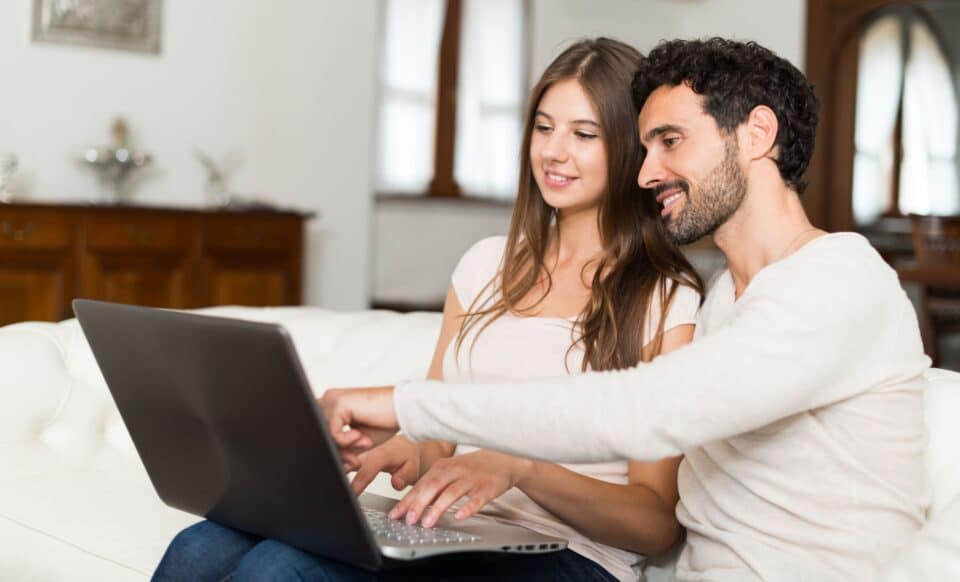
left=552, top=207, right=603, bottom=267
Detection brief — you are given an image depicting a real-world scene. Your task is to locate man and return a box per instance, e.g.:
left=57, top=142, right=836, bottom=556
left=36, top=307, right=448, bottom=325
left=323, top=38, right=930, bottom=581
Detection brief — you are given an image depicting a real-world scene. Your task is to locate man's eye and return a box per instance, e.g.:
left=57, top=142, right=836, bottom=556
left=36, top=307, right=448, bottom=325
left=663, top=137, right=680, bottom=148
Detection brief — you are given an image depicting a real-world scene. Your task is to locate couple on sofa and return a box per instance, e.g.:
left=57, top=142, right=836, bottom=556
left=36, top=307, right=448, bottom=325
left=155, top=36, right=930, bottom=581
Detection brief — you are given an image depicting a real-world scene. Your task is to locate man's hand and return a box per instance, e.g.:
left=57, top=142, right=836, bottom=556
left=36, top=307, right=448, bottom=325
left=388, top=450, right=533, bottom=528
left=319, top=386, right=399, bottom=467
left=350, top=435, right=421, bottom=496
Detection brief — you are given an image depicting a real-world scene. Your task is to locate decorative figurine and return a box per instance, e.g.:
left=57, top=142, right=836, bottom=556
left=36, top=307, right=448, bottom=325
left=0, top=153, right=17, bottom=203
left=195, top=149, right=230, bottom=207
left=81, top=117, right=152, bottom=203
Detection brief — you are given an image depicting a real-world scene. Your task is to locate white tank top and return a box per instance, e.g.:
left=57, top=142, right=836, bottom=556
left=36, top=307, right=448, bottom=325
left=442, top=236, right=700, bottom=582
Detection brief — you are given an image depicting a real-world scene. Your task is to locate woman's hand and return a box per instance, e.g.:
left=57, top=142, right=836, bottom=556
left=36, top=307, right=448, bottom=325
left=350, top=435, right=421, bottom=496
left=319, top=386, right=399, bottom=467
left=388, top=450, right=533, bottom=528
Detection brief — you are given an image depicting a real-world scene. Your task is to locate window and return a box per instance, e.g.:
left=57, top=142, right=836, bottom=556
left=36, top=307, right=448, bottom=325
left=375, top=0, right=527, bottom=201
left=852, top=9, right=959, bottom=225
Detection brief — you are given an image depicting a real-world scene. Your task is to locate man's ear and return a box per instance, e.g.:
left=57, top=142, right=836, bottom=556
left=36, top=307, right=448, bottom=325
left=741, top=105, right=779, bottom=161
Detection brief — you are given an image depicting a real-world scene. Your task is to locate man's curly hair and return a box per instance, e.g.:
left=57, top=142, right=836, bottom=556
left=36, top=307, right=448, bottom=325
left=632, top=38, right=819, bottom=194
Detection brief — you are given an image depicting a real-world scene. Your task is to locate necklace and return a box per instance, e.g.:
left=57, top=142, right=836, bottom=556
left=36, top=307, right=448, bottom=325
left=776, top=227, right=820, bottom=261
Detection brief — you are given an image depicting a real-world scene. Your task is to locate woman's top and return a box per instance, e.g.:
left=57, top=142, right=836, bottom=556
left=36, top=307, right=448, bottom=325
left=442, top=236, right=700, bottom=582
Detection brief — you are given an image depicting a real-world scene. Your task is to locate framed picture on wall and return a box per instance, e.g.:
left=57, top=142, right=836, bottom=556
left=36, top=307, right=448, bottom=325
left=32, top=0, right=164, bottom=54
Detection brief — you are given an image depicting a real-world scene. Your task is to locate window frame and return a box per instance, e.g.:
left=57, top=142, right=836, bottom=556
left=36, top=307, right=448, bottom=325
left=375, top=0, right=530, bottom=205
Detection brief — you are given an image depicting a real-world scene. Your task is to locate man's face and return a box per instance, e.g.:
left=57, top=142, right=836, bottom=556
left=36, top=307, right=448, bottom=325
left=637, top=84, right=747, bottom=245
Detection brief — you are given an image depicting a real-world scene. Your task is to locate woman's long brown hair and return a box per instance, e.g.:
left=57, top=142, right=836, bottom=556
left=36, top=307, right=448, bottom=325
left=455, top=38, right=704, bottom=372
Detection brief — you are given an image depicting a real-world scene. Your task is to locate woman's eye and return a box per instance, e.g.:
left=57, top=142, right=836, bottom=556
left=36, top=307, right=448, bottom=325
left=534, top=124, right=553, bottom=133
left=575, top=131, right=598, bottom=140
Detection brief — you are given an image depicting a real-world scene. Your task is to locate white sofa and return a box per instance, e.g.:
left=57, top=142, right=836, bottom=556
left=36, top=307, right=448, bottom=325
left=1, top=307, right=958, bottom=581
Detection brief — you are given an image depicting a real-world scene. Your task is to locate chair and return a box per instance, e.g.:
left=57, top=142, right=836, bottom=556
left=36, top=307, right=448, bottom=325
left=897, top=215, right=960, bottom=367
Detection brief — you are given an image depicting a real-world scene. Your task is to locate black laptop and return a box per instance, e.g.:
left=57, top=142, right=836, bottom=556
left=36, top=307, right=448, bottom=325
left=73, top=300, right=566, bottom=571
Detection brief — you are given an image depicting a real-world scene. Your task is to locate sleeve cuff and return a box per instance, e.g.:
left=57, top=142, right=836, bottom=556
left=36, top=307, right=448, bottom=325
left=394, top=379, right=425, bottom=442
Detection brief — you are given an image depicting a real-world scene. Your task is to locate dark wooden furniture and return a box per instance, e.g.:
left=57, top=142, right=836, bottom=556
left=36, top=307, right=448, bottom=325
left=896, top=215, right=960, bottom=366
left=0, top=202, right=311, bottom=326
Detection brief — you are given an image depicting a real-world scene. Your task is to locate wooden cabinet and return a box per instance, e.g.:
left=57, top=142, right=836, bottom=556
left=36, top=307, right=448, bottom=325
left=199, top=214, right=304, bottom=307
left=0, top=203, right=310, bottom=326
left=0, top=207, right=77, bottom=324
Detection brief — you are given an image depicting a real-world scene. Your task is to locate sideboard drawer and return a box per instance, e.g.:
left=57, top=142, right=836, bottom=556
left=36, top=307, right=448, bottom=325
left=204, top=215, right=300, bottom=253
left=0, top=208, right=75, bottom=250
left=85, top=213, right=194, bottom=252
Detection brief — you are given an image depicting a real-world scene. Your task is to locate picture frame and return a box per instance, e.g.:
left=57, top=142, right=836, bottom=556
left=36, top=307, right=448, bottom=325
left=32, top=0, right=164, bottom=54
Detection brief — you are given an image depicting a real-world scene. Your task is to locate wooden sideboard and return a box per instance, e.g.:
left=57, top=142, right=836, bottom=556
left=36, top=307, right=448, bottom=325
left=0, top=203, right=312, bottom=326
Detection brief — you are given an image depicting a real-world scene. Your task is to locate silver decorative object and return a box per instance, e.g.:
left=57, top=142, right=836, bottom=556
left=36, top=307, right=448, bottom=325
left=0, top=153, right=18, bottom=204
left=81, top=118, right=152, bottom=203
left=195, top=149, right=231, bottom=207
left=32, top=0, right=163, bottom=54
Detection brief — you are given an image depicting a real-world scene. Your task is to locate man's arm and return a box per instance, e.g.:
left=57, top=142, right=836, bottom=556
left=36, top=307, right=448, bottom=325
left=394, top=261, right=925, bottom=462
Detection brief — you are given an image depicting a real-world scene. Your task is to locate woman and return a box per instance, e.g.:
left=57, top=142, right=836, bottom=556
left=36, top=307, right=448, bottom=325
left=154, top=37, right=703, bottom=582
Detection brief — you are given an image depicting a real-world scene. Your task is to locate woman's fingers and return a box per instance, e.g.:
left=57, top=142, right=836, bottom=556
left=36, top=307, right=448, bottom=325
left=390, top=471, right=453, bottom=524
left=390, top=460, right=419, bottom=491
left=420, top=480, right=474, bottom=527
left=341, top=452, right=361, bottom=472
left=350, top=457, right=382, bottom=496
left=454, top=489, right=491, bottom=521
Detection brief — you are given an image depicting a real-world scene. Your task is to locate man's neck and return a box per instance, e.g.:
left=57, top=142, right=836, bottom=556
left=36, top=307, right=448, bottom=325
left=713, top=181, right=820, bottom=298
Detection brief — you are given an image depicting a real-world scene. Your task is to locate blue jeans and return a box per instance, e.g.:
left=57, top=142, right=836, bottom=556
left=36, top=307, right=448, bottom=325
left=153, top=520, right=618, bottom=582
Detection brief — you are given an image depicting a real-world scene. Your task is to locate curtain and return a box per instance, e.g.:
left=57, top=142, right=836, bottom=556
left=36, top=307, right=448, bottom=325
left=899, top=19, right=960, bottom=216
left=454, top=0, right=525, bottom=199
left=852, top=15, right=904, bottom=226
left=376, top=0, right=444, bottom=193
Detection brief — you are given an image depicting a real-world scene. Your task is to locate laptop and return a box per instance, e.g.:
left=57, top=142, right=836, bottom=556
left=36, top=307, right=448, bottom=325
left=73, top=299, right=566, bottom=571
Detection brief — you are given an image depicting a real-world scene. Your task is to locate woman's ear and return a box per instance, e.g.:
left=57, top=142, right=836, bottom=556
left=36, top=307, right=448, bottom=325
left=742, top=105, right=779, bottom=161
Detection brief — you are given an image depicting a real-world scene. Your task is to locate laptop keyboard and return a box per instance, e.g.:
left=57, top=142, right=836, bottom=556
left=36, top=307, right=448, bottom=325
left=363, top=507, right=481, bottom=545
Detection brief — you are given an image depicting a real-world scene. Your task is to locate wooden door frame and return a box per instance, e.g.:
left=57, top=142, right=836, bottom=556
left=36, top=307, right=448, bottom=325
left=803, top=0, right=923, bottom=232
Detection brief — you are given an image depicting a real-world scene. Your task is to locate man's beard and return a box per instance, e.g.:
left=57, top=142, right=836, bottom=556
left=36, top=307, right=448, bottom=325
left=655, top=140, right=747, bottom=246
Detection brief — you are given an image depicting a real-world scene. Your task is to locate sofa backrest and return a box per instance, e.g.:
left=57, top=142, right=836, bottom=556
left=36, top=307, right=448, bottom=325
left=922, top=368, right=960, bottom=518
left=1, top=307, right=957, bottom=521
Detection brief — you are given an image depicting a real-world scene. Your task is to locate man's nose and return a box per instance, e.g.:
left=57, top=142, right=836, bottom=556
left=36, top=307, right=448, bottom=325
left=638, top=152, right=666, bottom=189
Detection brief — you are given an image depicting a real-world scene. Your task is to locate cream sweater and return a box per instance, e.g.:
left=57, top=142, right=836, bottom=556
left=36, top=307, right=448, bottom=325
left=397, top=233, right=930, bottom=581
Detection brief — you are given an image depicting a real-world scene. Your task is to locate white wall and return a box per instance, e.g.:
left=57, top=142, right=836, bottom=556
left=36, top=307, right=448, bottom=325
left=373, top=0, right=807, bottom=307
left=373, top=199, right=513, bottom=306
left=0, top=0, right=807, bottom=310
left=0, top=0, right=378, bottom=309
left=531, top=0, right=806, bottom=73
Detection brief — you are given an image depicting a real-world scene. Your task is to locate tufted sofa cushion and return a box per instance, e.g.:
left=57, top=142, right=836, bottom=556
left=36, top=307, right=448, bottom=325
left=0, top=307, right=442, bottom=579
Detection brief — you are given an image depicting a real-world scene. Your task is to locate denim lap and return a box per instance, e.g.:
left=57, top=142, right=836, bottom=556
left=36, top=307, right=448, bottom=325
left=153, top=520, right=261, bottom=582
left=154, top=520, right=617, bottom=582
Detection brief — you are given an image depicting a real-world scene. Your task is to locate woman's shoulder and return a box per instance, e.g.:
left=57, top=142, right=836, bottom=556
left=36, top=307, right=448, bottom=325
left=644, top=276, right=701, bottom=342
left=461, top=235, right=509, bottom=263
left=451, top=235, right=509, bottom=308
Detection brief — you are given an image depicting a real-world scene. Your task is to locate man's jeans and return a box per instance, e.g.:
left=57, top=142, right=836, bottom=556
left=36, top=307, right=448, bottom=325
left=153, top=519, right=618, bottom=582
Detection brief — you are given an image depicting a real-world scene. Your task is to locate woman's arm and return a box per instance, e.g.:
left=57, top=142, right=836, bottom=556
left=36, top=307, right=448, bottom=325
left=391, top=325, right=694, bottom=556
left=512, top=324, right=692, bottom=555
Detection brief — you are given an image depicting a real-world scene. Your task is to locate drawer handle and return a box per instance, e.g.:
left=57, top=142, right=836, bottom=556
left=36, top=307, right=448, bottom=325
left=1, top=221, right=34, bottom=241
left=125, top=225, right=155, bottom=244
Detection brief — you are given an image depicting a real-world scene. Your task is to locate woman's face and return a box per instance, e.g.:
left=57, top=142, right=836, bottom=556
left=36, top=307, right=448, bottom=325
left=529, top=78, right=608, bottom=214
